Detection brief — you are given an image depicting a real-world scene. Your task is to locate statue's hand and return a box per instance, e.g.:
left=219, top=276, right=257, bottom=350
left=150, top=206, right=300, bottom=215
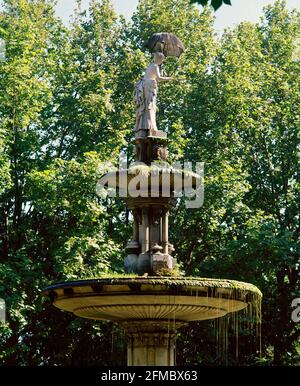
left=167, top=76, right=186, bottom=82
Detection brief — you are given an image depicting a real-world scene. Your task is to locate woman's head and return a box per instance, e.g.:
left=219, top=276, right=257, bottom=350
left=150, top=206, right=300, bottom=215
left=154, top=52, right=165, bottom=65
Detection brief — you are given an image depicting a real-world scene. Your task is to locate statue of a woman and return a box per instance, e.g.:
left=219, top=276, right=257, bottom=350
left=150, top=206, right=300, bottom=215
left=134, top=52, right=173, bottom=137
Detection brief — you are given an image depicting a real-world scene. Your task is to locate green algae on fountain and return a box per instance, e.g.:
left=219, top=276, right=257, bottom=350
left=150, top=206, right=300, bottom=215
left=43, top=276, right=262, bottom=365
left=42, top=32, right=262, bottom=366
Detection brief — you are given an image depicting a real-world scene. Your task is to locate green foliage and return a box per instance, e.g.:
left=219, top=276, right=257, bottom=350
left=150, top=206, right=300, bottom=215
left=0, top=0, right=299, bottom=366
left=172, top=0, right=300, bottom=365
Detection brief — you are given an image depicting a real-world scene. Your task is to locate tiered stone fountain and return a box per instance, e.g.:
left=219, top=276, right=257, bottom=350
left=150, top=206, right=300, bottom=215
left=42, top=33, right=262, bottom=366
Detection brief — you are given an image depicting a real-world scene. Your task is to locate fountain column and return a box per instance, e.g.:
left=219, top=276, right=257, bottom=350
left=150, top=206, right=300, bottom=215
left=162, top=209, right=169, bottom=254
left=120, top=320, right=186, bottom=366
left=132, top=209, right=139, bottom=242
left=142, top=207, right=150, bottom=253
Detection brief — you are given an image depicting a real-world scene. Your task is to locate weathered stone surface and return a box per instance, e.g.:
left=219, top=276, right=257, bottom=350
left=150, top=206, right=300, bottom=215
left=137, top=253, right=152, bottom=275
left=151, top=252, right=173, bottom=273
left=43, top=277, right=261, bottom=322
left=133, top=52, right=172, bottom=138
left=124, top=254, right=138, bottom=273
left=120, top=320, right=186, bottom=366
left=43, top=277, right=262, bottom=366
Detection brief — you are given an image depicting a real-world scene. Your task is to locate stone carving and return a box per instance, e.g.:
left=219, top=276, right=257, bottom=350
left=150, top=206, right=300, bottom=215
left=144, top=32, right=185, bottom=58
left=151, top=208, right=163, bottom=225
left=124, top=33, right=185, bottom=274
left=133, top=52, right=173, bottom=137
left=152, top=143, right=169, bottom=161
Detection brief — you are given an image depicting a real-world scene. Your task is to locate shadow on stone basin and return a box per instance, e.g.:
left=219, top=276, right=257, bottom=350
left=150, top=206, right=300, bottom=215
left=42, top=276, right=262, bottom=322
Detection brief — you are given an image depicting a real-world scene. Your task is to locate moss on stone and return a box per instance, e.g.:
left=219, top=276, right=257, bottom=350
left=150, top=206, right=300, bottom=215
left=126, top=164, right=200, bottom=179
left=54, top=275, right=262, bottom=298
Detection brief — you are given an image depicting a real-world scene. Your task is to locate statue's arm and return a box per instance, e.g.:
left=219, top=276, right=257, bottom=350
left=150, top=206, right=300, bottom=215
left=158, top=76, right=173, bottom=82
left=155, top=65, right=173, bottom=82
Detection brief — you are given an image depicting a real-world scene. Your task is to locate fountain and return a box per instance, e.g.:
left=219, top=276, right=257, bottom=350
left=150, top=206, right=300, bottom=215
left=42, top=33, right=262, bottom=366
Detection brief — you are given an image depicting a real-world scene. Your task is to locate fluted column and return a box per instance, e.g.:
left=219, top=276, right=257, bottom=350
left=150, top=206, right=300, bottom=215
left=162, top=209, right=169, bottom=254
left=120, top=320, right=186, bottom=366
left=132, top=210, right=139, bottom=242
left=142, top=208, right=149, bottom=253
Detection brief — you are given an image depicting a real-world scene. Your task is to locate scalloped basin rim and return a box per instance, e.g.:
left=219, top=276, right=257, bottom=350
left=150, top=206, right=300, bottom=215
left=42, top=277, right=262, bottom=323
left=43, top=276, right=262, bottom=296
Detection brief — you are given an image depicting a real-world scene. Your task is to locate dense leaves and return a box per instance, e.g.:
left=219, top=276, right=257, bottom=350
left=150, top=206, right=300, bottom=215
left=0, top=0, right=299, bottom=365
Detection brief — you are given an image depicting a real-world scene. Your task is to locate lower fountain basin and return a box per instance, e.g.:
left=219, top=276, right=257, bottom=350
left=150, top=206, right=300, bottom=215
left=42, top=277, right=262, bottom=322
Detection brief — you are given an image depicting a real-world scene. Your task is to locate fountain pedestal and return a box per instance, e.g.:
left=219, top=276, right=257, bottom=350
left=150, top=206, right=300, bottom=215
left=121, top=320, right=186, bottom=366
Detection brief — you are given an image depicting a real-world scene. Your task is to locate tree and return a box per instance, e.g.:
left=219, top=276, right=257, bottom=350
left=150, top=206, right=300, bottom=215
left=173, top=0, right=300, bottom=365
left=0, top=0, right=129, bottom=365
